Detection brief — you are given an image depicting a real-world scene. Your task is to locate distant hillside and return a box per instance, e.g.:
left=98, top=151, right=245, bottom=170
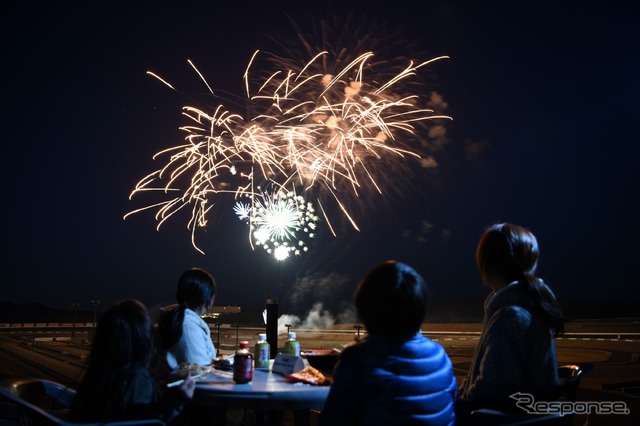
left=0, top=301, right=93, bottom=323
left=0, top=301, right=264, bottom=326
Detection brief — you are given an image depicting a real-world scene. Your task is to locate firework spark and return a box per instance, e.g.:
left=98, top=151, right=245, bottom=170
left=243, top=51, right=450, bottom=218
left=125, top=43, right=450, bottom=256
left=235, top=190, right=319, bottom=261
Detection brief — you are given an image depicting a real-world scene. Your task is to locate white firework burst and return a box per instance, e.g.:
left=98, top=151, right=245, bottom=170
left=234, top=190, right=319, bottom=261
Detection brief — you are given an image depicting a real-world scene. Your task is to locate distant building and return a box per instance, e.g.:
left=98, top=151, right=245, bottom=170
left=203, top=305, right=241, bottom=319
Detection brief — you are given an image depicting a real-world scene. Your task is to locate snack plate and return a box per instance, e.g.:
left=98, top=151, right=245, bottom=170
left=283, top=366, right=330, bottom=386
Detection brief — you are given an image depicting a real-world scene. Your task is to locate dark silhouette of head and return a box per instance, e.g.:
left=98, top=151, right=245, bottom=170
left=91, top=298, right=155, bottom=370
left=355, top=260, right=428, bottom=337
left=176, top=267, right=217, bottom=311
left=158, top=267, right=217, bottom=351
left=476, top=222, right=539, bottom=286
left=476, top=223, right=564, bottom=335
left=70, top=299, right=156, bottom=421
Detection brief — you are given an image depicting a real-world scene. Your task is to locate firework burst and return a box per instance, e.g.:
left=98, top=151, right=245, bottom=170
left=235, top=190, right=319, bottom=261
left=125, top=28, right=450, bottom=257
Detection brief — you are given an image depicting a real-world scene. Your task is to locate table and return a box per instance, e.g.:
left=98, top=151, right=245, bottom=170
left=190, top=363, right=330, bottom=425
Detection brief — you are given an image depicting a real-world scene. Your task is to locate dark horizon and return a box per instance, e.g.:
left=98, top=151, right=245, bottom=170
left=2, top=297, right=638, bottom=326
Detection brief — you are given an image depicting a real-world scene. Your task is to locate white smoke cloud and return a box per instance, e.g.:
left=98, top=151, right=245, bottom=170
left=278, top=314, right=300, bottom=334
left=278, top=302, right=351, bottom=333
left=420, top=156, right=438, bottom=168
left=301, top=302, right=335, bottom=328
left=288, top=272, right=352, bottom=311
left=427, top=91, right=449, bottom=111
left=336, top=302, right=358, bottom=324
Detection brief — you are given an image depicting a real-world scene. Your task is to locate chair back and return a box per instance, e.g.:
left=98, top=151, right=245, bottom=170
left=547, top=363, right=594, bottom=402
left=1, top=378, right=75, bottom=417
left=0, top=378, right=165, bottom=426
left=466, top=363, right=595, bottom=425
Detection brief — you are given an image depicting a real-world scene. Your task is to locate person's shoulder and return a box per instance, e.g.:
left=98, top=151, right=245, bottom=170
left=405, top=333, right=450, bottom=359
left=183, top=308, right=198, bottom=318
left=416, top=333, right=447, bottom=351
left=183, top=309, right=205, bottom=324
left=489, top=305, right=533, bottom=330
left=496, top=305, right=532, bottom=319
left=338, top=342, right=365, bottom=362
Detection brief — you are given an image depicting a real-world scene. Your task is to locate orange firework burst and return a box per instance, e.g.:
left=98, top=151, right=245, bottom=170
left=125, top=31, right=450, bottom=256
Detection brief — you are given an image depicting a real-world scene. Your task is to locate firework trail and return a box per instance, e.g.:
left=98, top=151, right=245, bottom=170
left=125, top=30, right=450, bottom=257
left=244, top=51, right=450, bottom=218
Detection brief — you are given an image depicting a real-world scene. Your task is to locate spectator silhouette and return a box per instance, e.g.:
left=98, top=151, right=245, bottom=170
left=70, top=299, right=195, bottom=423
left=457, top=223, right=564, bottom=418
left=157, top=268, right=217, bottom=370
left=320, top=260, right=457, bottom=426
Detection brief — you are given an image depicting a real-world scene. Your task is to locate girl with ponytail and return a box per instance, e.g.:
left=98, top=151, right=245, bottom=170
left=458, top=223, right=564, bottom=413
left=158, top=268, right=217, bottom=369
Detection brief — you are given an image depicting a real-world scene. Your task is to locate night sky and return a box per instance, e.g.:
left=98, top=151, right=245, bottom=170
left=2, top=1, right=638, bottom=320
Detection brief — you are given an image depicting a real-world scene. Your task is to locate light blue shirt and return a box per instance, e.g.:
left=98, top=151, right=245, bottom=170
left=166, top=308, right=216, bottom=369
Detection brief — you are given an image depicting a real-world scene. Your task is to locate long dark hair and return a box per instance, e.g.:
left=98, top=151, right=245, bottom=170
left=476, top=223, right=564, bottom=335
left=157, top=268, right=216, bottom=350
left=355, top=260, right=428, bottom=337
left=70, top=299, right=156, bottom=422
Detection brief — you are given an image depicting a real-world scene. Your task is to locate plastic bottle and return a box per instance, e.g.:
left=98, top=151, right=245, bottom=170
left=254, top=333, right=270, bottom=369
left=284, top=331, right=300, bottom=357
left=233, top=340, right=253, bottom=383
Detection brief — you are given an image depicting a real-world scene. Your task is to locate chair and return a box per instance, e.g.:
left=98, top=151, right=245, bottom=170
left=0, top=378, right=75, bottom=420
left=0, top=378, right=165, bottom=426
left=466, top=363, right=594, bottom=426
left=549, top=363, right=594, bottom=402
left=467, top=408, right=568, bottom=425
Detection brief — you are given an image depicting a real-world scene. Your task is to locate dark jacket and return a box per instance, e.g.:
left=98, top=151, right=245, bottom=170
left=459, top=281, right=559, bottom=408
left=70, top=366, right=184, bottom=423
left=320, top=333, right=457, bottom=426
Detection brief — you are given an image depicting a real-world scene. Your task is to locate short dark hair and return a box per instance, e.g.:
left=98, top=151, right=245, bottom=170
left=354, top=261, right=428, bottom=336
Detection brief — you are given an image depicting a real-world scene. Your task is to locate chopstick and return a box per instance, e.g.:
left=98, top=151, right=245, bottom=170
left=167, top=372, right=205, bottom=388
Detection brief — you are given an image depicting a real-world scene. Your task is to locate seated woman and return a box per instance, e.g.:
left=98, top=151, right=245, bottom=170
left=69, top=299, right=195, bottom=423
left=157, top=268, right=217, bottom=370
left=320, top=260, right=457, bottom=426
left=458, top=223, right=564, bottom=414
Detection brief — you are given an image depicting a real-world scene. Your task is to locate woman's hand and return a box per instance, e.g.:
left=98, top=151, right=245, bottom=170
left=178, top=373, right=196, bottom=399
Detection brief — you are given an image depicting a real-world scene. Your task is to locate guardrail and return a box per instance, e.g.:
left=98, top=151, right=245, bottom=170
left=2, top=324, right=638, bottom=340
left=0, top=323, right=95, bottom=328
left=295, top=328, right=640, bottom=339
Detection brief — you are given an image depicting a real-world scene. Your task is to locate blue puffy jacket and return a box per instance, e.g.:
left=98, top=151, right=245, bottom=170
left=320, top=333, right=457, bottom=426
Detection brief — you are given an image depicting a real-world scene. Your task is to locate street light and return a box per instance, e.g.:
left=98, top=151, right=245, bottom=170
left=354, top=324, right=363, bottom=341
left=214, top=321, right=222, bottom=350
left=285, top=324, right=292, bottom=334
left=71, top=303, right=80, bottom=338
left=233, top=323, right=240, bottom=348
left=90, top=299, right=101, bottom=327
